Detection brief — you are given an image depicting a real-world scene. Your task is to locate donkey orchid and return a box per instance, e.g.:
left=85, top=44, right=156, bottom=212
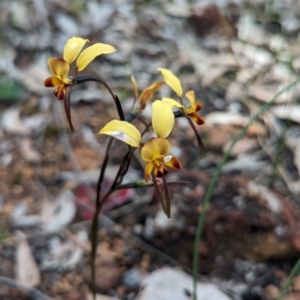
left=44, top=37, right=116, bottom=132
left=99, top=101, right=181, bottom=182
left=44, top=37, right=116, bottom=100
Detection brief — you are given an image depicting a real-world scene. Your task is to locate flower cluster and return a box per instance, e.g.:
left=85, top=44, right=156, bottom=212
left=99, top=68, right=205, bottom=216
left=44, top=37, right=206, bottom=299
left=44, top=37, right=205, bottom=217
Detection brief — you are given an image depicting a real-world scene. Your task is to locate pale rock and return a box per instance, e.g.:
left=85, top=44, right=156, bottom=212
left=136, top=267, right=231, bottom=300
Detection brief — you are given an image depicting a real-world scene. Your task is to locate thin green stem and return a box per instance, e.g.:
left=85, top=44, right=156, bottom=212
left=276, top=258, right=300, bottom=300
left=192, top=77, right=300, bottom=300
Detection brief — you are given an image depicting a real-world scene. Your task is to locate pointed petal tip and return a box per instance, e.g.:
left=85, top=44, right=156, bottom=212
left=157, top=68, right=183, bottom=98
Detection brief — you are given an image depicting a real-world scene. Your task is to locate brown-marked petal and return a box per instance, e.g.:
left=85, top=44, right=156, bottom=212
left=54, top=86, right=66, bottom=100
left=158, top=68, right=183, bottom=97
left=63, top=37, right=89, bottom=64
left=76, top=43, right=116, bottom=72
left=44, top=76, right=63, bottom=87
left=139, top=81, right=164, bottom=110
left=152, top=101, right=174, bottom=138
left=153, top=165, right=168, bottom=178
left=188, top=112, right=205, bottom=125
left=163, top=155, right=182, bottom=170
left=141, top=138, right=170, bottom=162
left=48, top=58, right=70, bottom=79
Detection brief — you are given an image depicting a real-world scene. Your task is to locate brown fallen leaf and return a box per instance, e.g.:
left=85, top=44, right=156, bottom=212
left=271, top=105, right=300, bottom=124
left=205, top=112, right=266, bottom=136
left=248, top=85, right=295, bottom=104
left=223, top=138, right=259, bottom=156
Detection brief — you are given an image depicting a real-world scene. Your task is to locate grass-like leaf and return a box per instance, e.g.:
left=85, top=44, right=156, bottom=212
left=192, top=77, right=300, bottom=300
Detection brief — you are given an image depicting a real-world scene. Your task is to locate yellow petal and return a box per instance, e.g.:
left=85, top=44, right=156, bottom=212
left=152, top=100, right=174, bottom=138
left=161, top=97, right=183, bottom=108
left=139, top=81, right=164, bottom=110
left=144, top=162, right=154, bottom=181
left=63, top=37, right=89, bottom=64
left=158, top=68, right=183, bottom=97
left=76, top=43, right=116, bottom=72
left=141, top=138, right=170, bottom=162
left=62, top=77, right=73, bottom=85
left=48, top=58, right=70, bottom=79
left=185, top=90, right=195, bottom=106
left=99, top=120, right=141, bottom=147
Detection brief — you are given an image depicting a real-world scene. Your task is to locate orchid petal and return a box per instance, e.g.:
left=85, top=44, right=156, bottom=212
left=99, top=120, right=141, bottom=147
left=139, top=81, right=164, bottom=110
left=153, top=165, right=168, bottom=178
left=161, top=97, right=183, bottom=108
left=162, top=155, right=182, bottom=170
left=54, top=86, right=66, bottom=100
left=144, top=162, right=154, bottom=181
left=152, top=100, right=174, bottom=138
left=62, top=77, right=73, bottom=85
left=141, top=138, right=170, bottom=162
left=48, top=58, right=70, bottom=80
left=63, top=37, right=89, bottom=64
left=188, top=112, right=205, bottom=125
left=185, top=90, right=195, bottom=106
left=76, top=43, right=116, bottom=72
left=44, top=76, right=63, bottom=87
left=158, top=68, right=183, bottom=97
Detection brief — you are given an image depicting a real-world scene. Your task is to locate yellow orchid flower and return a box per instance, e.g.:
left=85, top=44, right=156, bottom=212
left=99, top=117, right=181, bottom=181
left=184, top=90, right=205, bottom=125
left=44, top=37, right=116, bottom=100
left=158, top=68, right=205, bottom=125
left=141, top=138, right=181, bottom=181
left=129, top=73, right=164, bottom=111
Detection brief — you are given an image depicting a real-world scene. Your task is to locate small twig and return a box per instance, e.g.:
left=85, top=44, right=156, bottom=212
left=0, top=276, right=53, bottom=300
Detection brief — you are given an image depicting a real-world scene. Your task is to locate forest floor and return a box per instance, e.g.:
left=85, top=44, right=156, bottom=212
left=1, top=0, right=300, bottom=299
